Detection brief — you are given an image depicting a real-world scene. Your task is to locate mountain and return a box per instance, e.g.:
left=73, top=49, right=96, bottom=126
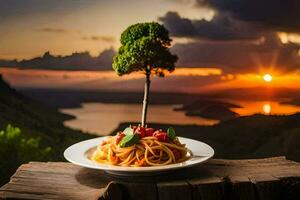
left=0, top=74, right=93, bottom=158
left=0, top=59, right=19, bottom=67
left=174, top=99, right=241, bottom=121
left=0, top=75, right=95, bottom=186
left=0, top=48, right=116, bottom=71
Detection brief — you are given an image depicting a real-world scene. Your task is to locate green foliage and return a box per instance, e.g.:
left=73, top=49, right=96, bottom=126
left=0, top=77, right=93, bottom=186
left=113, top=22, right=178, bottom=76
left=119, top=134, right=140, bottom=147
left=167, top=127, right=176, bottom=140
left=0, top=125, right=52, bottom=186
left=0, top=76, right=93, bottom=160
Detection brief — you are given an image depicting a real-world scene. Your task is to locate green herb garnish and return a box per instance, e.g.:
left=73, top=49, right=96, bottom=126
left=123, top=127, right=134, bottom=135
left=119, top=134, right=139, bottom=147
left=167, top=127, right=176, bottom=140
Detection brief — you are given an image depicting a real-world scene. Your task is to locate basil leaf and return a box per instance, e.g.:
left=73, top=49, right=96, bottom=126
left=167, top=127, right=176, bottom=140
left=123, top=127, right=134, bottom=135
left=119, top=134, right=139, bottom=147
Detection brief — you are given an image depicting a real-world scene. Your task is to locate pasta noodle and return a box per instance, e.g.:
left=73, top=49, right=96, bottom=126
left=91, top=128, right=191, bottom=167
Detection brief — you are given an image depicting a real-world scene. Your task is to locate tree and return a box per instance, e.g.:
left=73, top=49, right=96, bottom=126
left=113, top=22, right=178, bottom=127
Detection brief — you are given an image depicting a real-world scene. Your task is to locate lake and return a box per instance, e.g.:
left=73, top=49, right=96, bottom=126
left=60, top=100, right=300, bottom=136
left=60, top=103, right=218, bottom=135
left=3, top=67, right=300, bottom=136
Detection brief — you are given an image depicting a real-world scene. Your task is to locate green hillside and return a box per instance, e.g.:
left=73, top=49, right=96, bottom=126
left=0, top=75, right=94, bottom=185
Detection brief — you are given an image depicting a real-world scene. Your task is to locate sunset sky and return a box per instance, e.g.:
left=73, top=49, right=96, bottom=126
left=1, top=0, right=300, bottom=92
left=0, top=0, right=212, bottom=59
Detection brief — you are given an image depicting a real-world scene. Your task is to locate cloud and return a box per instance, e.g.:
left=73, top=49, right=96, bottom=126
left=0, top=48, right=117, bottom=71
left=171, top=32, right=300, bottom=73
left=160, top=11, right=262, bottom=40
left=159, top=1, right=300, bottom=73
left=82, top=35, right=115, bottom=43
left=37, top=27, right=68, bottom=33
left=196, top=0, right=300, bottom=33
left=37, top=27, right=116, bottom=44
left=159, top=12, right=198, bottom=38
left=0, top=0, right=93, bottom=22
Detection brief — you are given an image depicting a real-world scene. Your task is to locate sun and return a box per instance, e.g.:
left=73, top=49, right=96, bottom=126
left=263, top=73, right=273, bottom=82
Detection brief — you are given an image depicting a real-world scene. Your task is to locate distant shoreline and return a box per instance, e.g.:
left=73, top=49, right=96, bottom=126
left=19, top=87, right=289, bottom=109
left=19, top=88, right=234, bottom=109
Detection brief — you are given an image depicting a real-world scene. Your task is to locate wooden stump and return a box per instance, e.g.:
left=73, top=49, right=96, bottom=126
left=1, top=157, right=300, bottom=200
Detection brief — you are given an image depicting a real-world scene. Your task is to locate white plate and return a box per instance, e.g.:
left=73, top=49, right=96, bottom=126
left=64, top=136, right=214, bottom=175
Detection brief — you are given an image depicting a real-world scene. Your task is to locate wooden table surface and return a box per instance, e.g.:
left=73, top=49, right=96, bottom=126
left=1, top=157, right=300, bottom=200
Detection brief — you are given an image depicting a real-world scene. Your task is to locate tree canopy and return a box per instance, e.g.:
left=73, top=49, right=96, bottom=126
left=112, top=22, right=178, bottom=76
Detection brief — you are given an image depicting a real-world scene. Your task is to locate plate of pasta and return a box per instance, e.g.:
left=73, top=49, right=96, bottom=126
left=64, top=126, right=214, bottom=175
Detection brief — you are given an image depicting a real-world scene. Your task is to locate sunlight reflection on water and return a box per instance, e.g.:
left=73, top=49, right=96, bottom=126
left=230, top=100, right=300, bottom=116
left=60, top=100, right=300, bottom=136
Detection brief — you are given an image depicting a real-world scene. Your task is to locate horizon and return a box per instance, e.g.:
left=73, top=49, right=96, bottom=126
left=1, top=0, right=300, bottom=95
left=2, top=67, right=300, bottom=97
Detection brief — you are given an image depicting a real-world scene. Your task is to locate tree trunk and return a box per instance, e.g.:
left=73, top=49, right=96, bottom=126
left=141, top=67, right=151, bottom=127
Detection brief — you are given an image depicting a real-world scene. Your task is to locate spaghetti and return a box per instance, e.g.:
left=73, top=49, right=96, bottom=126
left=91, top=126, right=191, bottom=167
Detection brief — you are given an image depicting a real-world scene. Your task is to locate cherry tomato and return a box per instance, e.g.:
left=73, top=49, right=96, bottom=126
left=153, top=131, right=168, bottom=142
left=131, top=125, right=138, bottom=132
left=135, top=127, right=146, bottom=138
left=115, top=132, right=125, bottom=145
left=145, top=128, right=155, bottom=136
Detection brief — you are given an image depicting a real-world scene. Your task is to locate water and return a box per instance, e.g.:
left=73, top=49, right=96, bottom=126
left=230, top=100, right=300, bottom=116
left=60, top=103, right=219, bottom=136
left=60, top=100, right=300, bottom=136
left=2, top=68, right=300, bottom=135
